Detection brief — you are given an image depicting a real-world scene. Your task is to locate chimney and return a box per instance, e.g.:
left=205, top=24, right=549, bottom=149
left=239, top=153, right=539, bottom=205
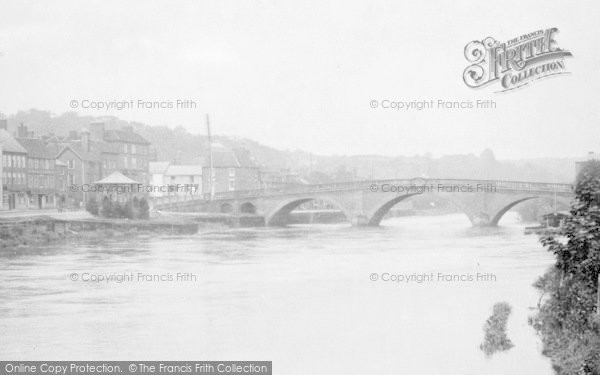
left=18, top=123, right=28, bottom=138
left=0, top=119, right=7, bottom=130
left=89, top=121, right=106, bottom=141
left=81, top=130, right=90, bottom=152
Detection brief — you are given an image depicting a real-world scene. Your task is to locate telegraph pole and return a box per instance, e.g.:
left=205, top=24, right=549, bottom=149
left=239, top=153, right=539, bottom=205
left=0, top=143, right=3, bottom=210
left=206, top=114, right=214, bottom=200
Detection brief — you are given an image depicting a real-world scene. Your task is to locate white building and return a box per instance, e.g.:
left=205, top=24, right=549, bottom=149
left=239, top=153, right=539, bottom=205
left=164, top=165, right=203, bottom=196
left=149, top=161, right=169, bottom=197
left=148, top=162, right=202, bottom=197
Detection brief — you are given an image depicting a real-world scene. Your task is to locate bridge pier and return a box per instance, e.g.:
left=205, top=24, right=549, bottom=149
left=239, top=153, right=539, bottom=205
left=350, top=214, right=369, bottom=226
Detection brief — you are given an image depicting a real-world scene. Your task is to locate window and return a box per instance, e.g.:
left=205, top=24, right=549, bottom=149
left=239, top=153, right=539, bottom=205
left=68, top=160, right=75, bottom=169
left=34, top=159, right=39, bottom=169
left=228, top=179, right=235, bottom=191
left=229, top=168, right=235, bottom=178
left=68, top=174, right=74, bottom=185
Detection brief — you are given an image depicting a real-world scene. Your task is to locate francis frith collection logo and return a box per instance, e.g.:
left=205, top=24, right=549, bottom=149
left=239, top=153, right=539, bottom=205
left=463, top=28, right=572, bottom=92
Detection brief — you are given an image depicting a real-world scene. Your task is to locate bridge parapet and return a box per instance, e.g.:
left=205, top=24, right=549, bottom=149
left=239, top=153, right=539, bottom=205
left=198, top=178, right=573, bottom=201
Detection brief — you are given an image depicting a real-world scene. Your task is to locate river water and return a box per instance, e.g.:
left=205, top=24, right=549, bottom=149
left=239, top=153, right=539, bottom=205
left=0, top=213, right=555, bottom=374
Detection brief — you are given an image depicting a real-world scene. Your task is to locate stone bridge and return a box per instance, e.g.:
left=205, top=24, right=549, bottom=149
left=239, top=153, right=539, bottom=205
left=151, top=178, right=574, bottom=227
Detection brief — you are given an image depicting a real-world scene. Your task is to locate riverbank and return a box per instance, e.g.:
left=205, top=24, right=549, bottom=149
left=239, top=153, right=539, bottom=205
left=0, top=215, right=229, bottom=251
left=530, top=268, right=600, bottom=374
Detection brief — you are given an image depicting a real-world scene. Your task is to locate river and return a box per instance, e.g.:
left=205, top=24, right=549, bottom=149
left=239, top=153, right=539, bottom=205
left=0, top=212, right=555, bottom=374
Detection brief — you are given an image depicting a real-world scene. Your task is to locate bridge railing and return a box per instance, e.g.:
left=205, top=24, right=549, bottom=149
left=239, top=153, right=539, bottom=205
left=217, top=178, right=574, bottom=196
left=150, top=178, right=574, bottom=206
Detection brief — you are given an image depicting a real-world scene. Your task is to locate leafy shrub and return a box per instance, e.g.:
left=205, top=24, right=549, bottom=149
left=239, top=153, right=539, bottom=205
left=480, top=302, right=514, bottom=356
left=531, top=160, right=600, bottom=374
left=85, top=198, right=99, bottom=216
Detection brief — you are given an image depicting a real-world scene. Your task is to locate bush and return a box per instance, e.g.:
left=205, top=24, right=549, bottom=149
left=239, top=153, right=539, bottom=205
left=97, top=196, right=149, bottom=220
left=139, top=198, right=150, bottom=219
left=480, top=302, right=514, bottom=356
left=101, top=197, right=113, bottom=218
left=121, top=202, right=134, bottom=219
left=85, top=198, right=99, bottom=216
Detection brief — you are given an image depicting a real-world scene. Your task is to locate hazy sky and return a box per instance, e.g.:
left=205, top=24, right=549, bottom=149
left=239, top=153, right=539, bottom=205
left=0, top=0, right=598, bottom=159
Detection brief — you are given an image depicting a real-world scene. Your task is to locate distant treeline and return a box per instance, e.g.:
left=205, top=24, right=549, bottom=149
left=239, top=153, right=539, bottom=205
left=3, top=109, right=579, bottom=184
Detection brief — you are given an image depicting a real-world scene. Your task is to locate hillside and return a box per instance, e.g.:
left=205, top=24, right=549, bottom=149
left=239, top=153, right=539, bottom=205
left=1, top=109, right=580, bottom=183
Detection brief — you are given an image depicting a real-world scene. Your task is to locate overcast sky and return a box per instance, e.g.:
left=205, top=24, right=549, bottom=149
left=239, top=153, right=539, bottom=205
left=0, top=0, right=598, bottom=159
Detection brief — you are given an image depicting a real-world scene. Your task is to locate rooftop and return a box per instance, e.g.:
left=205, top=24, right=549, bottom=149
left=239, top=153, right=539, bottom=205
left=93, top=171, right=140, bottom=185
left=165, top=165, right=203, bottom=176
left=149, top=161, right=170, bottom=174
left=104, top=129, right=150, bottom=145
left=16, top=137, right=56, bottom=159
left=0, top=129, right=27, bottom=154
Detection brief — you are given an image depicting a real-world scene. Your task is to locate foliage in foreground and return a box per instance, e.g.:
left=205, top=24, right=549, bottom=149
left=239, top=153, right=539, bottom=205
left=531, top=160, right=600, bottom=375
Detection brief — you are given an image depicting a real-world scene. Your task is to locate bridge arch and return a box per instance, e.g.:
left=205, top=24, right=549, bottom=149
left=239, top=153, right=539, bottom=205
left=489, top=196, right=537, bottom=226
left=448, top=194, right=540, bottom=226
left=220, top=203, right=233, bottom=213
left=265, top=196, right=351, bottom=226
left=240, top=202, right=256, bottom=214
left=367, top=193, right=422, bottom=226
left=366, top=194, right=541, bottom=227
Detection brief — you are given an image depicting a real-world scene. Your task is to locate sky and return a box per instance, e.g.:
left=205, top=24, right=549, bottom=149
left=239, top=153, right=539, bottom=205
left=0, top=0, right=598, bottom=159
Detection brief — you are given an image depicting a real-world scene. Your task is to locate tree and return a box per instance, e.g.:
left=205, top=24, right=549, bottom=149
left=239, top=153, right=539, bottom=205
left=139, top=198, right=150, bottom=220
left=532, top=160, right=600, bottom=374
left=100, top=197, right=113, bottom=218
left=541, top=160, right=600, bottom=285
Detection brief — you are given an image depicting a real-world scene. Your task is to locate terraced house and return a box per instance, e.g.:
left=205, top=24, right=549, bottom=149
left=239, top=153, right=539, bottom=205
left=16, top=133, right=57, bottom=209
left=94, top=122, right=151, bottom=184
left=0, top=121, right=28, bottom=209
